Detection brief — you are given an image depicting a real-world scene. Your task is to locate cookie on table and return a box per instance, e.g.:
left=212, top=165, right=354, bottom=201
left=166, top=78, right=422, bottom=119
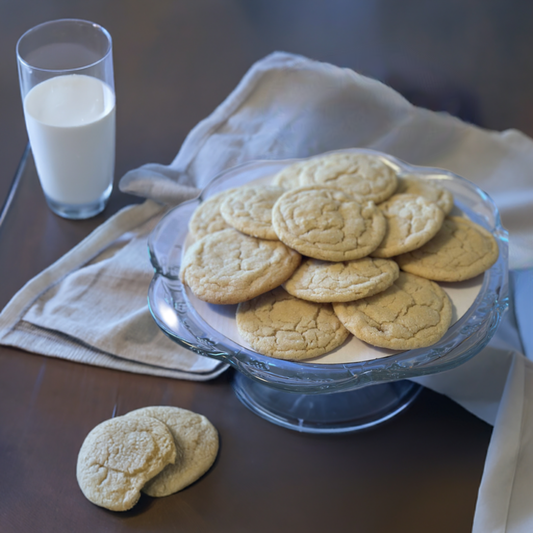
left=236, top=287, right=350, bottom=360
left=297, top=152, right=398, bottom=204
left=395, top=175, right=454, bottom=215
left=126, top=406, right=218, bottom=498
left=395, top=216, right=499, bottom=281
left=272, top=186, right=386, bottom=261
left=283, top=257, right=399, bottom=303
left=76, top=416, right=176, bottom=511
left=188, top=189, right=238, bottom=240
left=333, top=271, right=452, bottom=350
left=371, top=193, right=444, bottom=258
left=180, top=228, right=301, bottom=305
left=220, top=185, right=285, bottom=240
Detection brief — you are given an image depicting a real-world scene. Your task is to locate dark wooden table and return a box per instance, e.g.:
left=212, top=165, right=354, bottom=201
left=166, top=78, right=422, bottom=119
left=4, top=1, right=531, bottom=531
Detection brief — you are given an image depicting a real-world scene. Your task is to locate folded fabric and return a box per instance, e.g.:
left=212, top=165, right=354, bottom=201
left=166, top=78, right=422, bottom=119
left=0, top=200, right=225, bottom=380
left=1, top=51, right=533, bottom=532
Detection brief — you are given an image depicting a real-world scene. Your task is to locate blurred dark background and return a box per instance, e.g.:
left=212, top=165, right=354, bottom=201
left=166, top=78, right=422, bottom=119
left=2, top=0, right=533, bottom=208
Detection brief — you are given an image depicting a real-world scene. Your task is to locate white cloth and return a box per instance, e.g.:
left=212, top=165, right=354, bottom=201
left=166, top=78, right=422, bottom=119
left=1, top=51, right=532, bottom=531
left=121, top=52, right=533, bottom=532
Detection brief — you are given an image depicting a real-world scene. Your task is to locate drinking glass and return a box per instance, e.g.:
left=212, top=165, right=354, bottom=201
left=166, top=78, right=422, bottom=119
left=16, top=19, right=115, bottom=220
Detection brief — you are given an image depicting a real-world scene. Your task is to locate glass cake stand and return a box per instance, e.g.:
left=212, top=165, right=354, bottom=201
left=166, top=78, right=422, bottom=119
left=147, top=148, right=509, bottom=433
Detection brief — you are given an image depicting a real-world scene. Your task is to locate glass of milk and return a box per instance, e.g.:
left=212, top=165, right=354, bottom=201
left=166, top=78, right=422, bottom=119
left=17, top=19, right=115, bottom=219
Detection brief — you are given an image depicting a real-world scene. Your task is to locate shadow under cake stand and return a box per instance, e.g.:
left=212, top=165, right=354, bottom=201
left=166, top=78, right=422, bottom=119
left=147, top=149, right=509, bottom=433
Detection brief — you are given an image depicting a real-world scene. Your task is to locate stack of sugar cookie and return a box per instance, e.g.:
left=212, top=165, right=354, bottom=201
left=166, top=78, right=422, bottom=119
left=76, top=406, right=218, bottom=511
left=180, top=152, right=499, bottom=360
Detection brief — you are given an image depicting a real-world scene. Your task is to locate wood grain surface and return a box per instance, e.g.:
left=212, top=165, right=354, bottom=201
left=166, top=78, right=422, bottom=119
left=2, top=0, right=527, bottom=531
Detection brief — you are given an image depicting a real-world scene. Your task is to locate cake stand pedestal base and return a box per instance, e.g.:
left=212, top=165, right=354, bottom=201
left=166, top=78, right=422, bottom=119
left=232, top=372, right=422, bottom=434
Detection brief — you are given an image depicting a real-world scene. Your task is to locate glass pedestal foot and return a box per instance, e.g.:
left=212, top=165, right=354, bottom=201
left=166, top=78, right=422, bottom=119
left=232, top=372, right=422, bottom=434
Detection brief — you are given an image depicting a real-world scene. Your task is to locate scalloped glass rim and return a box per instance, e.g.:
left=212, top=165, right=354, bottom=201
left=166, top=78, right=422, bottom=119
left=148, top=148, right=509, bottom=394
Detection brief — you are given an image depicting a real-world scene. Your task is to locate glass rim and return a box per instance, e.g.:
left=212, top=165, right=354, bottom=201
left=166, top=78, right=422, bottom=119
left=16, top=18, right=112, bottom=74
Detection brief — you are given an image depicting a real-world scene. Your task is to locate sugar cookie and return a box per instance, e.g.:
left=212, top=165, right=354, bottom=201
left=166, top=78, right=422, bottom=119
left=126, top=406, right=218, bottom=497
left=180, top=228, right=301, bottom=304
left=272, top=186, right=386, bottom=261
left=333, top=271, right=452, bottom=350
left=297, top=152, right=398, bottom=203
left=220, top=185, right=284, bottom=240
left=283, top=257, right=399, bottom=303
left=395, top=175, right=454, bottom=215
left=237, top=287, right=349, bottom=360
left=76, top=416, right=176, bottom=511
left=272, top=160, right=307, bottom=189
left=188, top=189, right=237, bottom=240
left=395, top=216, right=499, bottom=281
left=371, top=194, right=444, bottom=258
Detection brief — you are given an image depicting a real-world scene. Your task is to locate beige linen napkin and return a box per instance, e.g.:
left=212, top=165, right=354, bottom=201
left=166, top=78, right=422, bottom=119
left=0, top=199, right=225, bottom=379
left=1, top=51, right=533, bottom=531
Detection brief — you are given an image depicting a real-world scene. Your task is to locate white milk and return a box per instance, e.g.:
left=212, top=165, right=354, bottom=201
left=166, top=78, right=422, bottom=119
left=24, top=74, right=115, bottom=205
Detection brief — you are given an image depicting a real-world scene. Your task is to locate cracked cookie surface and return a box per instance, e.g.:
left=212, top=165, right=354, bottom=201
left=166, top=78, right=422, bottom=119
left=283, top=257, right=399, bottom=302
left=272, top=186, right=386, bottom=261
left=395, top=175, right=454, bottom=215
left=333, top=271, right=452, bottom=350
left=180, top=228, right=301, bottom=304
left=188, top=189, right=237, bottom=240
left=371, top=193, right=444, bottom=258
left=272, top=160, right=308, bottom=189
left=236, top=287, right=350, bottom=360
left=297, top=152, right=398, bottom=203
left=220, top=185, right=285, bottom=240
left=76, top=415, right=176, bottom=511
left=395, top=216, right=499, bottom=281
left=126, top=406, right=218, bottom=498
